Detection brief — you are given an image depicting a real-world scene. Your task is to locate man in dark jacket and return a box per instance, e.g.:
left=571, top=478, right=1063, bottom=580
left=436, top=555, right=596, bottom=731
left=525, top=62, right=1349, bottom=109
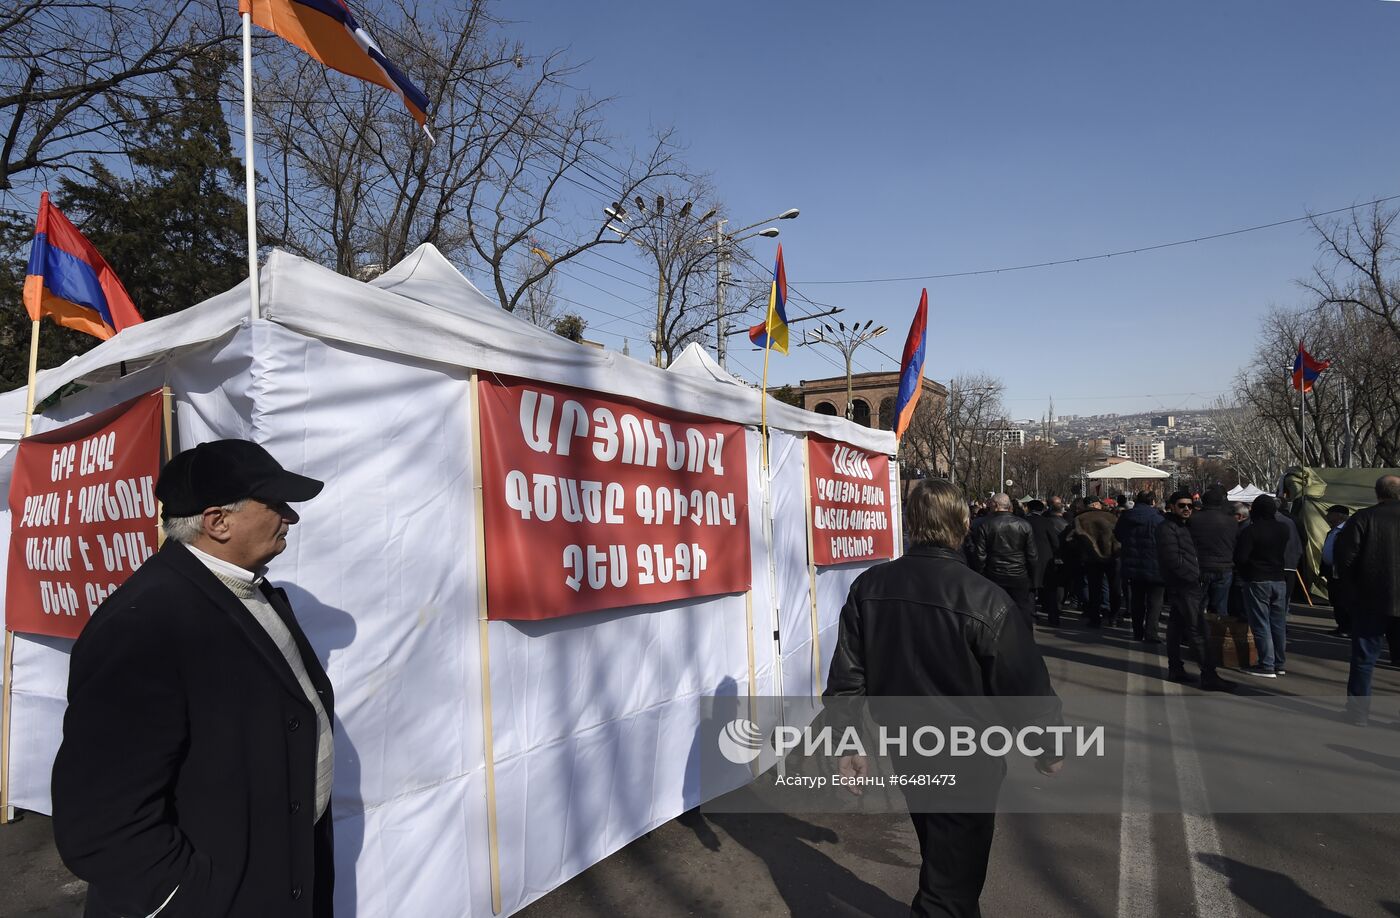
left=52, top=440, right=333, bottom=918
left=1189, top=485, right=1238, bottom=619
left=1115, top=492, right=1166, bottom=642
left=1335, top=475, right=1400, bottom=725
left=1028, top=500, right=1070, bottom=625
left=1235, top=495, right=1292, bottom=679
left=827, top=478, right=1061, bottom=917
left=1157, top=490, right=1232, bottom=691
left=970, top=492, right=1039, bottom=625
left=1072, top=497, right=1120, bottom=627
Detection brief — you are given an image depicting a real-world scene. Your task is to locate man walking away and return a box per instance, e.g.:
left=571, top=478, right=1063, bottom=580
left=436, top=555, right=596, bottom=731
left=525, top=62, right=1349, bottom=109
left=1029, top=500, right=1070, bottom=625
left=1073, top=497, right=1121, bottom=627
left=1334, top=475, right=1400, bottom=726
left=970, top=493, right=1039, bottom=626
left=1157, top=490, right=1233, bottom=691
left=1115, top=491, right=1166, bottom=643
left=826, top=479, right=1062, bottom=917
left=1235, top=495, right=1292, bottom=678
left=1320, top=505, right=1351, bottom=637
left=1190, top=485, right=1239, bottom=620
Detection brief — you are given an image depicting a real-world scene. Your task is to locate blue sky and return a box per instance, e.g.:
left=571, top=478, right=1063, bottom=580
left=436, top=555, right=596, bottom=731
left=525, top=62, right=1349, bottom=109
left=499, top=0, right=1400, bottom=417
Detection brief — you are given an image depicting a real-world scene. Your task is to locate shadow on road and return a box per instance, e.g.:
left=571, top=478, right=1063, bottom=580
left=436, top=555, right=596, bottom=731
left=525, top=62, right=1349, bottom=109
left=692, top=808, right=911, bottom=917
left=1196, top=853, right=1350, bottom=918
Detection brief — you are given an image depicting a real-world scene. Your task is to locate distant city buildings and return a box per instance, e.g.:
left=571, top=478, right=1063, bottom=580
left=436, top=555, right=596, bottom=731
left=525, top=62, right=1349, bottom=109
left=1116, top=435, right=1166, bottom=466
left=1152, top=414, right=1177, bottom=429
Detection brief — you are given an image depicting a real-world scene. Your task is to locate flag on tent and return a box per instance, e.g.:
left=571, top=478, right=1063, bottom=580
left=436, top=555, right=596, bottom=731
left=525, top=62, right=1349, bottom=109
left=1291, top=342, right=1329, bottom=392
left=239, top=0, right=432, bottom=132
left=893, top=289, right=928, bottom=440
left=747, top=245, right=789, bottom=354
left=23, top=192, right=142, bottom=341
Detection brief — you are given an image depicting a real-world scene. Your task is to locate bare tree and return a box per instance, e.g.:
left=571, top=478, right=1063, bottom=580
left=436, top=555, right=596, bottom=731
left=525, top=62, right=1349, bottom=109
left=0, top=0, right=231, bottom=193
left=257, top=0, right=687, bottom=311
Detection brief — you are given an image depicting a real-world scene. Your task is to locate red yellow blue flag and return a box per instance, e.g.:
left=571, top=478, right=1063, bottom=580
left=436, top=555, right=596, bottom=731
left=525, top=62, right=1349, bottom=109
left=239, top=0, right=431, bottom=132
left=23, top=192, right=142, bottom=341
left=893, top=289, right=928, bottom=441
left=1291, top=342, right=1329, bottom=393
left=747, top=244, right=789, bottom=354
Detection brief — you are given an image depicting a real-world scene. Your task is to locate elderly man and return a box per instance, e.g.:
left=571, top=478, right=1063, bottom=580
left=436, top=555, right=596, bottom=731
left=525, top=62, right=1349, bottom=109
left=1335, top=475, right=1400, bottom=726
left=970, top=492, right=1039, bottom=625
left=53, top=439, right=333, bottom=918
left=827, top=478, right=1061, bottom=917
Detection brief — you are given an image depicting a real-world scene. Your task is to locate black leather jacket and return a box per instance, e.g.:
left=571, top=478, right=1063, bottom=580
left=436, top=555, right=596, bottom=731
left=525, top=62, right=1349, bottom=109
left=1157, top=514, right=1200, bottom=587
left=970, top=512, right=1038, bottom=583
left=825, top=544, right=1059, bottom=701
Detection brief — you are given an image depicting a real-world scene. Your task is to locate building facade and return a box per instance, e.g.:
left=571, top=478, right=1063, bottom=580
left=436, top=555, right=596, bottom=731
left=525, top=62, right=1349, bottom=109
left=797, top=370, right=948, bottom=433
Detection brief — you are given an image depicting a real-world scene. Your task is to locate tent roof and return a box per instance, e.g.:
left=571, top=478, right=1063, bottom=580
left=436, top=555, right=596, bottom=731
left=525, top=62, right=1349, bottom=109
left=1085, top=459, right=1170, bottom=479
left=1227, top=484, right=1266, bottom=503
left=667, top=342, right=751, bottom=388
left=1, top=246, right=896, bottom=453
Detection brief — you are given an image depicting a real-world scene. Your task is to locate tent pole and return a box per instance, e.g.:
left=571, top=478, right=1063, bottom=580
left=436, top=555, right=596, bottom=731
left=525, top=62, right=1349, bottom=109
left=1, top=629, right=13, bottom=823
left=744, top=590, right=757, bottom=779
left=469, top=370, right=503, bottom=914
left=801, top=437, right=821, bottom=697
left=241, top=11, right=261, bottom=322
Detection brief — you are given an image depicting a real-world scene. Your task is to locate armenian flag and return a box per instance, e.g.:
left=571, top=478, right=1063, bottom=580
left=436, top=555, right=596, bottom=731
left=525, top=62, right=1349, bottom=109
left=748, top=245, right=789, bottom=354
left=1291, top=342, right=1329, bottom=392
left=23, top=192, right=142, bottom=341
left=893, top=289, right=928, bottom=440
left=239, top=0, right=431, bottom=131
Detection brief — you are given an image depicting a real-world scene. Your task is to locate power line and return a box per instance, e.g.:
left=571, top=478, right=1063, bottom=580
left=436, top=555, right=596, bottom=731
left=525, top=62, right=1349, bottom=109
left=801, top=193, right=1400, bottom=285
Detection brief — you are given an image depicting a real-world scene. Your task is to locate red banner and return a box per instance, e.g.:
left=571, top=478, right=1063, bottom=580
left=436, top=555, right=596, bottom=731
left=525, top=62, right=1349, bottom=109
left=478, top=376, right=751, bottom=620
left=5, top=390, right=163, bottom=639
left=808, top=435, right=894, bottom=566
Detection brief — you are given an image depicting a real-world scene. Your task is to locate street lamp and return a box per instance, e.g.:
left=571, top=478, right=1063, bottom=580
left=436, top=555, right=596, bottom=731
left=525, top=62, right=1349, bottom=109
left=803, top=320, right=888, bottom=423
left=711, top=208, right=799, bottom=368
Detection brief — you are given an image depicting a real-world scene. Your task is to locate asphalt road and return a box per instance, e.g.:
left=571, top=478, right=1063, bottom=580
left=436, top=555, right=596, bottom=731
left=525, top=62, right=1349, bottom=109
left=4, top=602, right=1399, bottom=917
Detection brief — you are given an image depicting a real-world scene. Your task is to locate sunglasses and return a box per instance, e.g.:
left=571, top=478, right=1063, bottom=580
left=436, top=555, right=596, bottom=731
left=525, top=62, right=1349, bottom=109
left=1174, top=502, right=1194, bottom=510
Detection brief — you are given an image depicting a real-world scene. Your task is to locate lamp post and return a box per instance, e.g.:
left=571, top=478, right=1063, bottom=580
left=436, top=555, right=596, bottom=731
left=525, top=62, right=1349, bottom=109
left=803, top=320, right=888, bottom=422
left=712, top=208, right=799, bottom=368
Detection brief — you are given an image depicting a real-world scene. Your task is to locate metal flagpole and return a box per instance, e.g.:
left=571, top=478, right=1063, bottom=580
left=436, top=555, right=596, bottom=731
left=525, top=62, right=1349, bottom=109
left=241, top=11, right=261, bottom=321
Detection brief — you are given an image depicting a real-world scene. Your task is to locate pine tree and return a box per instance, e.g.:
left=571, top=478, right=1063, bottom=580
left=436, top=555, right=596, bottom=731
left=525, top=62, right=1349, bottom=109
left=57, top=47, right=246, bottom=320
left=2, top=49, right=247, bottom=392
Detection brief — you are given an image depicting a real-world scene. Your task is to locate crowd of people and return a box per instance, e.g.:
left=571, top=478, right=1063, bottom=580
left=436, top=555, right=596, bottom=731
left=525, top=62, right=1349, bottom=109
left=959, top=476, right=1400, bottom=712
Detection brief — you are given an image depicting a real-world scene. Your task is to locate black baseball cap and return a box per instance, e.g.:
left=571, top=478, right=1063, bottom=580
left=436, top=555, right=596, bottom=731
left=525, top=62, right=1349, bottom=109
left=157, top=439, right=323, bottom=518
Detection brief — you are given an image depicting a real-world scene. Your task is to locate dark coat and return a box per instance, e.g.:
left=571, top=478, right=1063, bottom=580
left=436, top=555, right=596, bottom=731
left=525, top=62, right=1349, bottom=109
left=1188, top=507, right=1238, bottom=573
left=1235, top=519, right=1290, bottom=583
left=1027, top=514, right=1069, bottom=587
left=52, top=541, right=334, bottom=918
left=1114, top=504, right=1165, bottom=583
left=1156, top=514, right=1200, bottom=587
left=1072, top=509, right=1119, bottom=563
left=826, top=544, right=1058, bottom=701
left=1334, top=501, right=1400, bottom=619
left=970, top=512, right=1038, bottom=583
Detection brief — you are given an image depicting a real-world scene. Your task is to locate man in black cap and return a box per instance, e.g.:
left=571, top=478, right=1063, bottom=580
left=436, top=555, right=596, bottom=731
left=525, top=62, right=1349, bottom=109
left=1157, top=489, right=1233, bottom=691
left=52, top=439, right=333, bottom=918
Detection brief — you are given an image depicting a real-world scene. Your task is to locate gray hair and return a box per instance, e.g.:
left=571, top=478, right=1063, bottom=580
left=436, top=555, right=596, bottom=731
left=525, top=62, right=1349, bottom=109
left=990, top=493, right=1012, bottom=512
left=1232, top=502, right=1249, bottom=517
left=163, top=499, right=248, bottom=544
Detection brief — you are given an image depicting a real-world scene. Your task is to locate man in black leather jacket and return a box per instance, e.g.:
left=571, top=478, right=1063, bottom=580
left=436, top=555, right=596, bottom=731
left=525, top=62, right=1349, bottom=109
left=970, top=492, right=1039, bottom=625
left=1157, top=490, right=1232, bottom=691
left=826, top=478, right=1061, bottom=917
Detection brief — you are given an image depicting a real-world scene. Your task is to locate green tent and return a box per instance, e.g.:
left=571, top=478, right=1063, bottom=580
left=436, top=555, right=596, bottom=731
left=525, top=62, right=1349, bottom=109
left=1280, top=466, right=1400, bottom=601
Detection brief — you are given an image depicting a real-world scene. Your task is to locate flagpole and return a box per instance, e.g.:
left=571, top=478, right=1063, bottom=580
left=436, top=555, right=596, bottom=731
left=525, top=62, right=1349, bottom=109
left=759, top=334, right=772, bottom=471
left=23, top=319, right=39, bottom=436
left=241, top=11, right=261, bottom=322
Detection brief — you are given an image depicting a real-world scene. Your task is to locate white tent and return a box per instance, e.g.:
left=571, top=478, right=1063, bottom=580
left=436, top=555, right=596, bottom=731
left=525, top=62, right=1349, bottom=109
left=1085, top=459, right=1170, bottom=480
left=0, top=246, right=897, bottom=917
left=1228, top=483, right=1266, bottom=504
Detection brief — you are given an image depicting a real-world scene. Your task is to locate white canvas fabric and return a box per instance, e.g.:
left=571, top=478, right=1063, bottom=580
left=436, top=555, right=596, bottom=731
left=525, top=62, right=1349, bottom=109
left=0, top=246, right=899, bottom=916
